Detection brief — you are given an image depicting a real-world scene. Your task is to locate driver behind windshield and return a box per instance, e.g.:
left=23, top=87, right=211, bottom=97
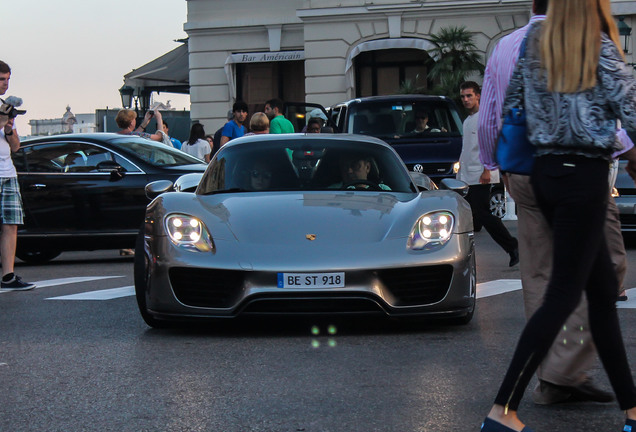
left=330, top=154, right=391, bottom=190
left=412, top=110, right=446, bottom=133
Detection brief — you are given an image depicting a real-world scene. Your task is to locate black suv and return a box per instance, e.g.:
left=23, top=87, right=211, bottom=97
left=327, top=95, right=463, bottom=182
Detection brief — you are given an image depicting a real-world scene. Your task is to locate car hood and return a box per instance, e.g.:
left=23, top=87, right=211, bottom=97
left=148, top=190, right=472, bottom=270
left=200, top=192, right=412, bottom=244
left=153, top=190, right=470, bottom=244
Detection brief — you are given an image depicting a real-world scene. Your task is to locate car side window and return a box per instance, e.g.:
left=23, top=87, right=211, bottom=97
left=11, top=149, right=26, bottom=172
left=19, top=142, right=141, bottom=174
left=22, top=143, right=68, bottom=173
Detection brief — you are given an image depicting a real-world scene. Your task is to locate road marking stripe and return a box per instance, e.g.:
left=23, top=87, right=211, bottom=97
left=47, top=286, right=134, bottom=301
left=476, top=280, right=636, bottom=309
left=0, top=276, right=124, bottom=294
left=38, top=278, right=636, bottom=308
left=477, top=279, right=521, bottom=298
left=35, top=276, right=123, bottom=288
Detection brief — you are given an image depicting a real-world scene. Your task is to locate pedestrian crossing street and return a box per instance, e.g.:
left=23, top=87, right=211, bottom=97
left=1, top=276, right=635, bottom=308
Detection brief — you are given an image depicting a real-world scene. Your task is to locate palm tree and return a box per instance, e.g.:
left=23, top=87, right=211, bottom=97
left=426, top=26, right=485, bottom=99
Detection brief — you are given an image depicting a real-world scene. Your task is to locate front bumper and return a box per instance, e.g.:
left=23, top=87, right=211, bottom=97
left=140, top=233, right=476, bottom=321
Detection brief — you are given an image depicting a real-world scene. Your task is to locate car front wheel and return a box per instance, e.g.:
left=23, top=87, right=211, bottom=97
left=134, top=225, right=172, bottom=329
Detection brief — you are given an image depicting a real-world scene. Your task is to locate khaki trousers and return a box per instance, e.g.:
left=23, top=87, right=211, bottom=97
left=507, top=173, right=626, bottom=386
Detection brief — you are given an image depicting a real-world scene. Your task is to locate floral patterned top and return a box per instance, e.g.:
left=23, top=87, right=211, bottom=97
left=504, top=22, right=636, bottom=161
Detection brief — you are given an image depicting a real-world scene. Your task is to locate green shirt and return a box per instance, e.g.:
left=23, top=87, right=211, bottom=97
left=270, top=115, right=295, bottom=134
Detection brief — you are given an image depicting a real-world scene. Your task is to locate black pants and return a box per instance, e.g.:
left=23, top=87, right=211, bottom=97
left=494, top=154, right=636, bottom=411
left=465, top=184, right=517, bottom=254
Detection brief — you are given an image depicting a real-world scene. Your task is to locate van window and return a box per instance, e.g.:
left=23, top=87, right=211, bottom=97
left=347, top=100, right=462, bottom=139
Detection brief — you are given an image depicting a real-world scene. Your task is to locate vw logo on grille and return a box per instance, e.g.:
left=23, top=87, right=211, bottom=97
left=413, top=164, right=424, bottom=173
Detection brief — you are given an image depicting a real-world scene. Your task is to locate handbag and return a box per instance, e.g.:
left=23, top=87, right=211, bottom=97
left=495, top=36, right=534, bottom=175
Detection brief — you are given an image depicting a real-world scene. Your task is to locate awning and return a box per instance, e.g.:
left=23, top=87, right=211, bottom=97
left=123, top=42, right=189, bottom=94
left=224, top=50, right=305, bottom=101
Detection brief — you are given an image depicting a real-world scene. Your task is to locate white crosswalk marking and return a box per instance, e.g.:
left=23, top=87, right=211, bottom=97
left=34, top=276, right=123, bottom=288
left=0, top=276, right=123, bottom=294
left=476, top=280, right=636, bottom=309
left=476, top=279, right=522, bottom=298
left=14, top=276, right=634, bottom=308
left=47, top=286, right=134, bottom=301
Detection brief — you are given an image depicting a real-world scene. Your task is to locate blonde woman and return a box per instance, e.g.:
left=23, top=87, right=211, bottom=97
left=481, top=1, right=636, bottom=431
left=244, top=112, right=269, bottom=136
left=115, top=109, right=164, bottom=142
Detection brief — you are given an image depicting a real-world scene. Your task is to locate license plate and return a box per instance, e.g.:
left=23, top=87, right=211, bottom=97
left=277, top=272, right=345, bottom=288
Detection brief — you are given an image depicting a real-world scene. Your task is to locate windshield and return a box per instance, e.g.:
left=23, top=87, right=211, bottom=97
left=197, top=138, right=416, bottom=194
left=109, top=137, right=205, bottom=167
left=347, top=99, right=462, bottom=139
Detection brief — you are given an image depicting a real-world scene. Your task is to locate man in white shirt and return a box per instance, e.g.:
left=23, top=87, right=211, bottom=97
left=0, top=61, right=34, bottom=290
left=457, top=81, right=518, bottom=266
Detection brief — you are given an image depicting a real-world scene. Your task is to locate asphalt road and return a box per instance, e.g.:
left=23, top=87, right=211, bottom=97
left=1, top=221, right=635, bottom=432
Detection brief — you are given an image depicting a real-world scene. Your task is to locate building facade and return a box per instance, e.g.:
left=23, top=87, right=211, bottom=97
left=28, top=108, right=96, bottom=137
left=181, top=0, right=635, bottom=132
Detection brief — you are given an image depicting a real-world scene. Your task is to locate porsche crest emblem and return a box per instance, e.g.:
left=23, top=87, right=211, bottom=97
left=306, top=234, right=317, bottom=241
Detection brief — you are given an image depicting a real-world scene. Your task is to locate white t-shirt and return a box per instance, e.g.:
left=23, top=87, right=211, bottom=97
left=181, top=138, right=211, bottom=161
left=0, top=128, right=17, bottom=178
left=457, top=112, right=499, bottom=185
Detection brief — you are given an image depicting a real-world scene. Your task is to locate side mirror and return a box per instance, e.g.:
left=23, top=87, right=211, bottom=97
left=174, top=173, right=203, bottom=193
left=96, top=160, right=123, bottom=173
left=439, top=178, right=469, bottom=197
left=145, top=180, right=174, bottom=200
left=409, top=171, right=437, bottom=191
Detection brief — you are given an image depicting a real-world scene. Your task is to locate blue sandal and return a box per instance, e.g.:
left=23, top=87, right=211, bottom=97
left=481, top=417, right=534, bottom=432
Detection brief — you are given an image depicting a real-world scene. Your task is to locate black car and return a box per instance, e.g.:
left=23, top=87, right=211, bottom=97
left=12, top=133, right=207, bottom=263
left=327, top=95, right=464, bottom=182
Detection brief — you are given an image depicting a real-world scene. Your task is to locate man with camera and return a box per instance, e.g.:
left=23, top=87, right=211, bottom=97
left=0, top=60, right=34, bottom=290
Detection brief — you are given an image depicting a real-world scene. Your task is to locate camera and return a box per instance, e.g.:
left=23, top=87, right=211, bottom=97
left=0, top=97, right=26, bottom=119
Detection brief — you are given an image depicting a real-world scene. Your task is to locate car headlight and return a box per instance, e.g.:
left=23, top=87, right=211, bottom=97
left=453, top=162, right=460, bottom=174
left=407, top=211, right=454, bottom=250
left=165, top=214, right=214, bottom=252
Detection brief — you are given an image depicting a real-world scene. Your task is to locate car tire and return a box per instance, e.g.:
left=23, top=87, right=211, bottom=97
left=489, top=188, right=507, bottom=219
left=134, top=224, right=172, bottom=329
left=16, top=248, right=61, bottom=265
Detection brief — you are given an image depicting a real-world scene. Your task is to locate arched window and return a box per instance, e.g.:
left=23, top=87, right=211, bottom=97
left=355, top=48, right=433, bottom=97
left=345, top=39, right=438, bottom=98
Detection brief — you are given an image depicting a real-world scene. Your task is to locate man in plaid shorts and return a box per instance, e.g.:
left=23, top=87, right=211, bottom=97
left=0, top=61, right=34, bottom=291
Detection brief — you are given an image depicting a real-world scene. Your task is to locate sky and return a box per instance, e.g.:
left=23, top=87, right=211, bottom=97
left=2, top=0, right=190, bottom=134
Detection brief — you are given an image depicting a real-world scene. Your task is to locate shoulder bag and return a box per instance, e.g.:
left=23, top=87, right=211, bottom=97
left=495, top=36, right=534, bottom=175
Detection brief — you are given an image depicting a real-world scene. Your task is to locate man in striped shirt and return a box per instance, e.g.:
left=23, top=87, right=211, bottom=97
left=478, top=0, right=615, bottom=405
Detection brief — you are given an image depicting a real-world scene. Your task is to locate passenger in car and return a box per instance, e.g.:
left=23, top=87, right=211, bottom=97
left=330, top=154, right=391, bottom=190
left=62, top=152, right=86, bottom=172
left=248, top=160, right=273, bottom=191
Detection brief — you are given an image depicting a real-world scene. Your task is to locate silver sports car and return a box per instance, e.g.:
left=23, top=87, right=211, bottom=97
left=134, top=134, right=476, bottom=328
